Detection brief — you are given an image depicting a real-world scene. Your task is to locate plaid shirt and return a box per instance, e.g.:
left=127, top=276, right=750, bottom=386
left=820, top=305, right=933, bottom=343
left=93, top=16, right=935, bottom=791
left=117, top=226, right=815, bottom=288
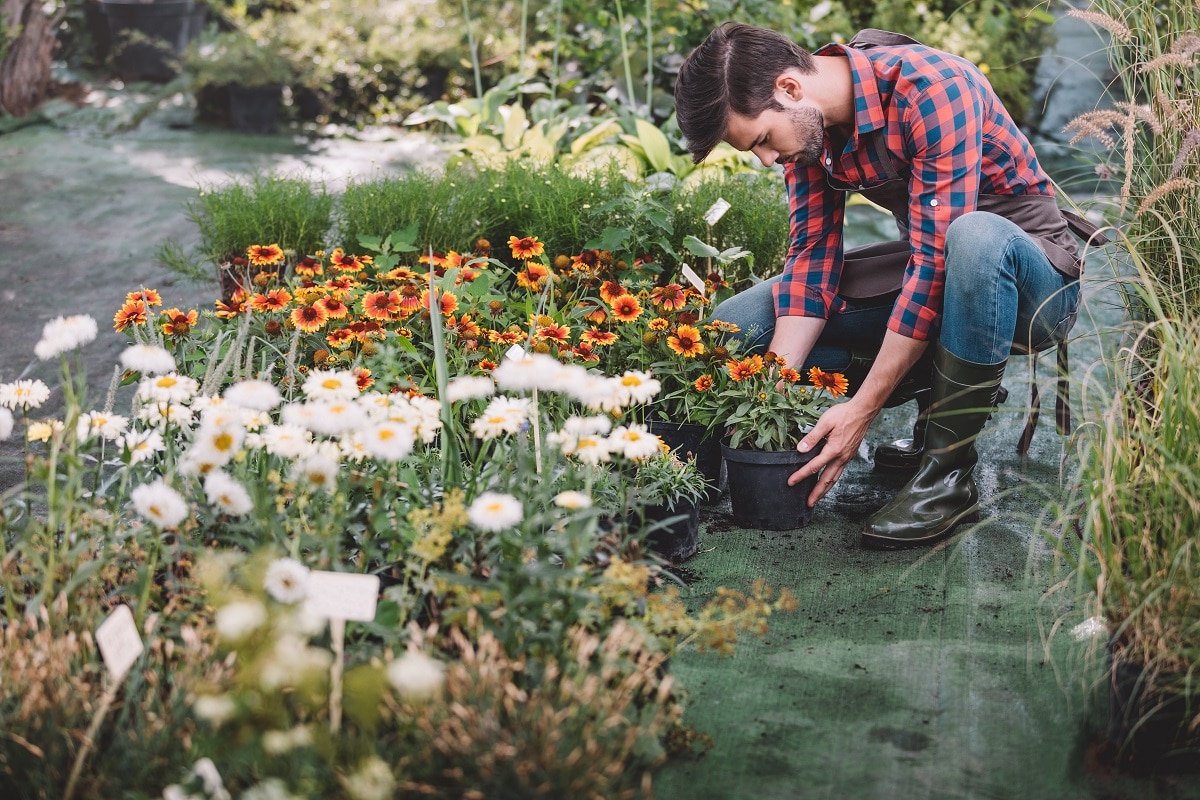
left=773, top=42, right=1058, bottom=340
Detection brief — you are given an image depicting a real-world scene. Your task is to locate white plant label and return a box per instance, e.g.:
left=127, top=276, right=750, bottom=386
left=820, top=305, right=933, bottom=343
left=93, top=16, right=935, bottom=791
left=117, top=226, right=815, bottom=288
left=703, top=198, right=731, bottom=226
left=304, top=571, right=380, bottom=622
left=95, top=604, right=143, bottom=681
left=505, top=344, right=526, bottom=361
left=681, top=263, right=707, bottom=294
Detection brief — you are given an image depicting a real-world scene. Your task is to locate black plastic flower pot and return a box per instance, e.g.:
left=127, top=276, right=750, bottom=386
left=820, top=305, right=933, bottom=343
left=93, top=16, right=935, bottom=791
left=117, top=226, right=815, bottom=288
left=1107, top=649, right=1200, bottom=774
left=228, top=84, right=283, bottom=134
left=720, top=441, right=822, bottom=531
left=648, top=419, right=724, bottom=504
left=640, top=501, right=701, bottom=564
left=102, top=0, right=206, bottom=83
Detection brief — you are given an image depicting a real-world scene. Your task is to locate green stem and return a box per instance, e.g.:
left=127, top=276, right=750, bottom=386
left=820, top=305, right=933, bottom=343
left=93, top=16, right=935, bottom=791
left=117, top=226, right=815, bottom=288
left=461, top=0, right=483, bottom=99
left=551, top=0, right=564, bottom=102
left=644, top=0, right=653, bottom=113
left=614, top=0, right=637, bottom=107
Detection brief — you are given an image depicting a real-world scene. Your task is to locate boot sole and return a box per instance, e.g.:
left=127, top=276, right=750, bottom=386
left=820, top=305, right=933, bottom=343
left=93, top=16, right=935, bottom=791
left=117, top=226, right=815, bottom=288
left=860, top=509, right=979, bottom=550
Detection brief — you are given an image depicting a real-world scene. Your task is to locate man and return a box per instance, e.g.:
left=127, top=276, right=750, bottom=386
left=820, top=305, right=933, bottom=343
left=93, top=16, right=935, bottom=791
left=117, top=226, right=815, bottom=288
left=674, top=23, right=1090, bottom=548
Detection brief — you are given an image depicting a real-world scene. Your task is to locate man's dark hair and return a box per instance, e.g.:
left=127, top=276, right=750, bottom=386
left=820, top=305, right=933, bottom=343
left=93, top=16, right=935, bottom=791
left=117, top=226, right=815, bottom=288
left=674, top=22, right=817, bottom=164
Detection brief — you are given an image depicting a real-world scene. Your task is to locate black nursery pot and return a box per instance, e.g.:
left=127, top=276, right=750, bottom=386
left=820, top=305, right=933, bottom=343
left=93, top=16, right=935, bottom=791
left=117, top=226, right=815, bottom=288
left=640, top=501, right=701, bottom=564
left=103, top=0, right=206, bottom=82
left=228, top=84, right=283, bottom=134
left=720, top=441, right=822, bottom=531
left=1107, top=650, right=1200, bottom=774
left=648, top=420, right=724, bottom=504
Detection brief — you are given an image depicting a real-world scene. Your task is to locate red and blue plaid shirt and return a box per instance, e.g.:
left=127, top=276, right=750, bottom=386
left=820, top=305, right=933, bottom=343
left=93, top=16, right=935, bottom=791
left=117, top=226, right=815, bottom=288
left=773, top=42, right=1058, bottom=340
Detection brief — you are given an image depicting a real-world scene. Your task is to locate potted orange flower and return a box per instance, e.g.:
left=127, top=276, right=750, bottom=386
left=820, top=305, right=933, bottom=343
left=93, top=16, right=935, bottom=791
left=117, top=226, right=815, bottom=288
left=694, top=353, right=849, bottom=530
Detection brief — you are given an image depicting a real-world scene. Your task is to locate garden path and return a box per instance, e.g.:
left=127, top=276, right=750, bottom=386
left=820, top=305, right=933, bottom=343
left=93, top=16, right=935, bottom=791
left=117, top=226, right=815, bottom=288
left=1, top=13, right=1196, bottom=799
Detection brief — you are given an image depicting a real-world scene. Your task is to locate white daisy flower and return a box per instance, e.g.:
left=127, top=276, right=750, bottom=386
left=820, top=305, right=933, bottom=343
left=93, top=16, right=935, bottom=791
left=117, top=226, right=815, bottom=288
left=340, top=756, right=395, bottom=800
left=263, top=558, right=309, bottom=604
left=613, top=370, right=661, bottom=406
left=195, top=421, right=245, bottom=458
left=386, top=651, right=446, bottom=700
left=262, top=726, right=312, bottom=755
left=356, top=391, right=393, bottom=420
left=135, top=373, right=199, bottom=405
left=553, top=490, right=593, bottom=510
left=76, top=411, right=129, bottom=442
left=559, top=415, right=613, bottom=436
left=608, top=424, right=662, bottom=461
left=121, top=428, right=166, bottom=465
left=361, top=420, right=415, bottom=462
left=26, top=420, right=60, bottom=443
left=339, top=433, right=369, bottom=462
left=406, top=395, right=443, bottom=443
left=260, top=634, right=333, bottom=689
left=292, top=454, right=339, bottom=491
left=0, top=408, right=12, bottom=440
left=577, top=375, right=627, bottom=413
left=0, top=379, right=51, bottom=410
left=34, top=314, right=98, bottom=360
left=119, top=344, right=176, bottom=375
left=204, top=470, right=253, bottom=515
left=446, top=375, right=495, bottom=403
left=566, top=432, right=611, bottom=465
left=259, top=424, right=315, bottom=460
left=214, top=599, right=267, bottom=641
left=192, top=694, right=237, bottom=725
left=222, top=379, right=283, bottom=411
left=282, top=399, right=368, bottom=437
left=137, top=401, right=195, bottom=429
left=492, top=352, right=568, bottom=392
left=469, top=396, right=531, bottom=440
left=302, top=369, right=360, bottom=401
left=131, top=478, right=189, bottom=528
left=241, top=778, right=300, bottom=800
left=467, top=491, right=523, bottom=531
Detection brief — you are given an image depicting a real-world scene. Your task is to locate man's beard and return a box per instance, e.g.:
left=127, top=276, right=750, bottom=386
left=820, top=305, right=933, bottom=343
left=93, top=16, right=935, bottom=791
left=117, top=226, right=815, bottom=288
left=785, top=106, right=826, bottom=166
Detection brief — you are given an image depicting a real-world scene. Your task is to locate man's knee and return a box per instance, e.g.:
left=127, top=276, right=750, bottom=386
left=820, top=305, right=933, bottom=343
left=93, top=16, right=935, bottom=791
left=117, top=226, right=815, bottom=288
left=946, top=211, right=1010, bottom=253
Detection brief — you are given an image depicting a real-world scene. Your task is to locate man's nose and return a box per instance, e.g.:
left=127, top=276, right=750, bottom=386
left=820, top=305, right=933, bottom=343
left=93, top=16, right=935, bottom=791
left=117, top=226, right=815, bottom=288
left=752, top=146, right=777, bottom=168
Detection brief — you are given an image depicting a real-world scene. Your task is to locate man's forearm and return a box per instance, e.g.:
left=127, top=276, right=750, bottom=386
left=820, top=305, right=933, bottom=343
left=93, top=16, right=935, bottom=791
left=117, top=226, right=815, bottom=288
left=767, top=315, right=827, bottom=367
left=847, top=331, right=929, bottom=416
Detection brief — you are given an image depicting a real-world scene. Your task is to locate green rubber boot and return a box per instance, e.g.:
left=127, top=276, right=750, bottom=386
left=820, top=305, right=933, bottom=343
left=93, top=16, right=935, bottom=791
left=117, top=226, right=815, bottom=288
left=861, top=345, right=1007, bottom=549
left=873, top=384, right=1009, bottom=473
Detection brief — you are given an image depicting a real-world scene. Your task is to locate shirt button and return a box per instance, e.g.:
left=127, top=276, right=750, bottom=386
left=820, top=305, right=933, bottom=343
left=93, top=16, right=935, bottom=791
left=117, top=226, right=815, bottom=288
left=825, top=157, right=832, bottom=166
left=929, top=199, right=939, bottom=206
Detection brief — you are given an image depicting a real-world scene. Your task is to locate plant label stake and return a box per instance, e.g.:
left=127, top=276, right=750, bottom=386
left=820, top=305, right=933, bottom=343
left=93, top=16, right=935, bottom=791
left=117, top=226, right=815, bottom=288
left=680, top=263, right=708, bottom=321
left=702, top=197, right=730, bottom=283
left=65, top=605, right=144, bottom=800
left=304, top=571, right=380, bottom=733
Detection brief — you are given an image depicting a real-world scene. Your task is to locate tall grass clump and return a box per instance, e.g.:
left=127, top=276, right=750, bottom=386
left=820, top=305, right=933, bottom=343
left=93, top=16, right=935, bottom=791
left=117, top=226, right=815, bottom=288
left=186, top=173, right=334, bottom=266
left=1063, top=1, right=1200, bottom=315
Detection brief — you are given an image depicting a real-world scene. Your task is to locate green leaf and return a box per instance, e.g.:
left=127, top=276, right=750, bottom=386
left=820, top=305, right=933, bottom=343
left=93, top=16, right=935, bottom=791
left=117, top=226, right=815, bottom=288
left=635, top=118, right=672, bottom=173
left=683, top=235, right=720, bottom=258
left=585, top=227, right=632, bottom=252
left=571, top=118, right=623, bottom=155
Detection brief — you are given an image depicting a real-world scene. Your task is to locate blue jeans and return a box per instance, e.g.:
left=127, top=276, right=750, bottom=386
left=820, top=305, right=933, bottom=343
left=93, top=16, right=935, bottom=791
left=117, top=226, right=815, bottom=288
left=711, top=211, right=1080, bottom=373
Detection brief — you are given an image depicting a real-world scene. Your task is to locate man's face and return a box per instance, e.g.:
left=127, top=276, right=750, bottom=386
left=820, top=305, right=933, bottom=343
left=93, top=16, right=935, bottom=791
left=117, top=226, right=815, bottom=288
left=725, top=105, right=825, bottom=169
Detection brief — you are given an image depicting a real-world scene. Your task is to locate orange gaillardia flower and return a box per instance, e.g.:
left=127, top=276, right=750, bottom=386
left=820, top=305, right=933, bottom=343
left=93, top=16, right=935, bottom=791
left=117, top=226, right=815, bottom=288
left=215, top=289, right=249, bottom=320
left=250, top=289, right=293, bottom=313
left=354, top=368, right=374, bottom=392
left=113, top=301, right=148, bottom=332
left=362, top=290, right=401, bottom=321
left=508, top=235, right=545, bottom=261
left=808, top=367, right=849, bottom=398
left=779, top=367, right=802, bottom=383
left=125, top=288, right=162, bottom=308
left=329, top=248, right=373, bottom=273
left=694, top=374, right=714, bottom=392
left=535, top=323, right=571, bottom=343
left=516, top=263, right=551, bottom=291
left=728, top=355, right=765, bottom=381
left=316, top=296, right=350, bottom=320
left=650, top=283, right=687, bottom=311
left=247, top=243, right=285, bottom=267
left=488, top=329, right=524, bottom=345
left=598, top=280, right=627, bottom=304
left=160, top=307, right=198, bottom=336
left=648, top=317, right=670, bottom=332
left=580, top=329, right=618, bottom=346
left=421, top=288, right=459, bottom=317
left=290, top=303, right=329, bottom=333
left=608, top=294, right=643, bottom=323
left=667, top=324, right=706, bottom=358
left=326, top=328, right=357, bottom=349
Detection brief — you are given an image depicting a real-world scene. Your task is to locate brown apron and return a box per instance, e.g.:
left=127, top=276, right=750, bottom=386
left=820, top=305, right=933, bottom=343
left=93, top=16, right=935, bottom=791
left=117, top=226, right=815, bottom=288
left=833, top=29, right=1110, bottom=451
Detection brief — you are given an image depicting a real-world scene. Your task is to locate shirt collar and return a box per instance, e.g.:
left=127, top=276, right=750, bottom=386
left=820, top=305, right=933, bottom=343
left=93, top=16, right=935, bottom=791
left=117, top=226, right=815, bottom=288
left=813, top=42, right=886, bottom=149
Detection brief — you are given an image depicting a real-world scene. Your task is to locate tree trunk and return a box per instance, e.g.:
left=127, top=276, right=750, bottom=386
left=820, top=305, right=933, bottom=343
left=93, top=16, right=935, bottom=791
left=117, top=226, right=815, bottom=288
left=0, top=0, right=61, bottom=117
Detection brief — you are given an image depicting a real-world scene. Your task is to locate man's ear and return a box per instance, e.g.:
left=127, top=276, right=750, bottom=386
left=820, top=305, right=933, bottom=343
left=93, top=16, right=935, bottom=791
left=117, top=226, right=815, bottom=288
left=774, top=70, right=805, bottom=102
